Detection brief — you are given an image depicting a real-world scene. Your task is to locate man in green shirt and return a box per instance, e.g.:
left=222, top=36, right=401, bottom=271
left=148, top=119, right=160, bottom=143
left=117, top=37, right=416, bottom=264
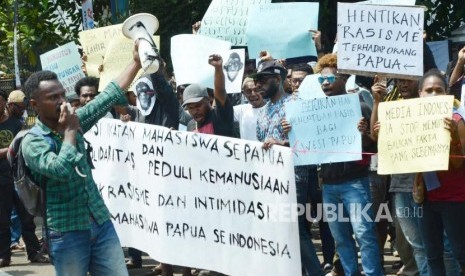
left=21, top=43, right=142, bottom=276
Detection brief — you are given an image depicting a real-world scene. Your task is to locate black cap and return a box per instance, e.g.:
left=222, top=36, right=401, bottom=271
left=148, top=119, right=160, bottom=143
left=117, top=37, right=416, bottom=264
left=251, top=60, right=287, bottom=79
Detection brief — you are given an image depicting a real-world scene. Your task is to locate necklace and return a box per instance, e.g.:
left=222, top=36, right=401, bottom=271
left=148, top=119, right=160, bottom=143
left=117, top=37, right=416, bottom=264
left=51, top=129, right=63, bottom=140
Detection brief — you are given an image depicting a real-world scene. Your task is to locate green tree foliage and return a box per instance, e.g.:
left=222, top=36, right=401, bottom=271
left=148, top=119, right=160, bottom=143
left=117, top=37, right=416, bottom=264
left=1, top=0, right=463, bottom=76
left=418, top=0, right=465, bottom=41
left=0, top=0, right=81, bottom=73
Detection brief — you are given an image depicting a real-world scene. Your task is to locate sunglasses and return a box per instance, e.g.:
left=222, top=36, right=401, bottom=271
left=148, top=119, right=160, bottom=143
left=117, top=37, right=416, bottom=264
left=318, top=75, right=337, bottom=84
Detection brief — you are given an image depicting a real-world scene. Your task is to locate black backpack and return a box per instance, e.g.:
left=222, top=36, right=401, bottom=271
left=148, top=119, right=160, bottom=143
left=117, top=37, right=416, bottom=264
left=7, top=126, right=56, bottom=217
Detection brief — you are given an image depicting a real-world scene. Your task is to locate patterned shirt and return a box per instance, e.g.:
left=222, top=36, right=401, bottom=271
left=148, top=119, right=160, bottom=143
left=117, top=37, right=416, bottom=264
left=22, top=81, right=127, bottom=232
left=256, top=94, right=290, bottom=142
left=256, top=94, right=310, bottom=182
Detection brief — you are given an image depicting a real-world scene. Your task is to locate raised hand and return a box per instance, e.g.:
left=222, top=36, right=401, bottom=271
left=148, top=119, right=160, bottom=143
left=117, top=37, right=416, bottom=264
left=208, top=54, right=223, bottom=68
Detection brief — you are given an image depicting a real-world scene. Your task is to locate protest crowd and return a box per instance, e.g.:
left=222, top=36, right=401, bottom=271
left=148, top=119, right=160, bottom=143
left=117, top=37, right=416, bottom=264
left=0, top=1, right=465, bottom=276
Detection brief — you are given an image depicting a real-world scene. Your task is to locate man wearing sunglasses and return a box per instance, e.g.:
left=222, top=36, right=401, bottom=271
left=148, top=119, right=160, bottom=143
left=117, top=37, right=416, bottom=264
left=254, top=59, right=325, bottom=276
left=317, top=71, right=347, bottom=97
left=315, top=54, right=382, bottom=276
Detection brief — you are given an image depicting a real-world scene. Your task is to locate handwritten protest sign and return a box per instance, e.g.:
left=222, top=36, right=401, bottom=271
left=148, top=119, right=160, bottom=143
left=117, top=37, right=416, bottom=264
left=98, top=35, right=159, bottom=92
left=246, top=2, right=319, bottom=60
left=377, top=95, right=454, bottom=174
left=171, top=34, right=231, bottom=89
left=40, top=42, right=85, bottom=96
left=79, top=24, right=122, bottom=77
left=199, top=0, right=271, bottom=46
left=85, top=119, right=300, bottom=276
left=285, top=93, right=362, bottom=165
left=297, top=74, right=325, bottom=100
left=224, top=48, right=245, bottom=94
left=337, top=3, right=424, bottom=78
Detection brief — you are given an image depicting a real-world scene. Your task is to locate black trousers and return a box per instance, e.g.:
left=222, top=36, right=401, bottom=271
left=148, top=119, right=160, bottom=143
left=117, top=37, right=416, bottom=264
left=0, top=177, right=41, bottom=260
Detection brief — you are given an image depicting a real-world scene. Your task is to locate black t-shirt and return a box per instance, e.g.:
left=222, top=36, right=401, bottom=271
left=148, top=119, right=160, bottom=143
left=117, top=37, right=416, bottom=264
left=187, top=96, right=235, bottom=138
left=144, top=73, right=180, bottom=129
left=320, top=102, right=375, bottom=184
left=0, top=116, right=22, bottom=177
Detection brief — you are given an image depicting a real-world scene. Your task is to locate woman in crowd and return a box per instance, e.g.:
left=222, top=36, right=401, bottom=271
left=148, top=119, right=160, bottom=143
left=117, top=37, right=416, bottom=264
left=416, top=69, right=465, bottom=276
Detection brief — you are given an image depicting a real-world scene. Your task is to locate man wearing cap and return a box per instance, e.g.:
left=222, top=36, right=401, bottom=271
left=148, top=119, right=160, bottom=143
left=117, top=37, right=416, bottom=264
left=254, top=59, right=324, bottom=276
left=0, top=89, right=49, bottom=267
left=184, top=54, right=234, bottom=137
left=6, top=90, right=27, bottom=122
left=172, top=54, right=233, bottom=276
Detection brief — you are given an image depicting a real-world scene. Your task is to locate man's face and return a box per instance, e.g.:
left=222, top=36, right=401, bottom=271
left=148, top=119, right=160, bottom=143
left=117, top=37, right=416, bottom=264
left=290, top=70, right=308, bottom=92
left=30, top=80, right=66, bottom=122
left=79, top=85, right=98, bottom=106
left=7, top=102, right=26, bottom=119
left=396, top=79, right=419, bottom=99
left=186, top=98, right=210, bottom=124
left=255, top=74, right=279, bottom=100
left=242, top=81, right=264, bottom=108
left=136, top=82, right=154, bottom=110
left=319, top=67, right=346, bottom=97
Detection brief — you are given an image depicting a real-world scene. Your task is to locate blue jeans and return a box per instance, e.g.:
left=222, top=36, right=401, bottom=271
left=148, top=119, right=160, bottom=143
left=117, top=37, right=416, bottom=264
left=393, top=192, right=428, bottom=276
left=10, top=207, right=22, bottom=245
left=394, top=193, right=461, bottom=276
left=322, top=177, right=383, bottom=276
left=419, top=200, right=465, bottom=276
left=48, top=220, right=128, bottom=276
left=296, top=166, right=324, bottom=276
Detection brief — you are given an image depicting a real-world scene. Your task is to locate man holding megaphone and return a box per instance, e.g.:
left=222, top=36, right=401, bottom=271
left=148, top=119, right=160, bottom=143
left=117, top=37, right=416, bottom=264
left=20, top=39, right=144, bottom=276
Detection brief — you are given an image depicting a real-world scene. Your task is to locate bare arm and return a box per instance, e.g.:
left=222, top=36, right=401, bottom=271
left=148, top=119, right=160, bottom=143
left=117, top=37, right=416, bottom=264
left=370, top=80, right=386, bottom=141
left=0, top=148, right=7, bottom=159
left=208, top=54, right=227, bottom=106
left=449, top=47, right=465, bottom=88
left=115, top=43, right=142, bottom=90
left=446, top=117, right=465, bottom=168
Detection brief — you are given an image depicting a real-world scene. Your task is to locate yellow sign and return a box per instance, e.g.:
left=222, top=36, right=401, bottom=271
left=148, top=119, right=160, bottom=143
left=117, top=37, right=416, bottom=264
left=79, top=24, right=123, bottom=77
left=79, top=24, right=160, bottom=82
left=378, top=95, right=454, bottom=175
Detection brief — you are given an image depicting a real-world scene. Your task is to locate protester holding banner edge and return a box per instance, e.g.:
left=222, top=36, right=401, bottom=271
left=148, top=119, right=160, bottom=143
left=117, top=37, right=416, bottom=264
left=253, top=56, right=324, bottom=276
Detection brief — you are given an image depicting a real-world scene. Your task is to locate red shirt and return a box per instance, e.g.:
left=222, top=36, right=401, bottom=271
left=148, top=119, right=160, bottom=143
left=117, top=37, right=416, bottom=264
left=428, top=113, right=465, bottom=202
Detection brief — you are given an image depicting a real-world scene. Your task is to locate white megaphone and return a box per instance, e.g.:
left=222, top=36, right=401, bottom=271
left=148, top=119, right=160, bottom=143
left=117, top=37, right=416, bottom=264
left=122, top=13, right=160, bottom=74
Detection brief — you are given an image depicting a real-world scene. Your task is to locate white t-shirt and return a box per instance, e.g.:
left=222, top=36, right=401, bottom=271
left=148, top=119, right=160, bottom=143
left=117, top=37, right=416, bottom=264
left=233, top=104, right=265, bottom=141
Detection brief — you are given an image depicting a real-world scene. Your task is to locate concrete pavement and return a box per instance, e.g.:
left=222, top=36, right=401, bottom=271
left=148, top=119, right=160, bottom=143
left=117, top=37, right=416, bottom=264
left=0, top=222, right=402, bottom=276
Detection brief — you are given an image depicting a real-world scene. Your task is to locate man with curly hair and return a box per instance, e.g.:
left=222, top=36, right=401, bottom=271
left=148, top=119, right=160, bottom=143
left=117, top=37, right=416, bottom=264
left=315, top=54, right=383, bottom=276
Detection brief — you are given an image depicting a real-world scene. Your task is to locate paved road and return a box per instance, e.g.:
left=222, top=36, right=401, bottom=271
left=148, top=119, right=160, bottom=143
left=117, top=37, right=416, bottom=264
left=0, top=222, right=401, bottom=276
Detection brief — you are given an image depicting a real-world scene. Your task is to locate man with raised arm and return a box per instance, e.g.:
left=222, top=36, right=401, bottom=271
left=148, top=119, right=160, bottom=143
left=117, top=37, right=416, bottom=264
left=20, top=42, right=142, bottom=276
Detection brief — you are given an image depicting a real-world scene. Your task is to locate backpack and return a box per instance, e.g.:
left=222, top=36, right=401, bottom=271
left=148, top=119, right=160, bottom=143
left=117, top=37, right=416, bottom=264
left=7, top=126, right=56, bottom=217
